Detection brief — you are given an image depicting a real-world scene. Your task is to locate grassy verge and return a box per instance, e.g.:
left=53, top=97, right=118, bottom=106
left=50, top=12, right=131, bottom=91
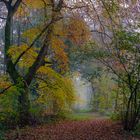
left=65, top=113, right=95, bottom=121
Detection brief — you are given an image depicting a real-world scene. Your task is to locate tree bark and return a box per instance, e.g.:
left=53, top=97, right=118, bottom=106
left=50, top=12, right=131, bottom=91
left=18, top=85, right=31, bottom=126
left=4, top=1, right=31, bottom=127
left=3, top=0, right=63, bottom=127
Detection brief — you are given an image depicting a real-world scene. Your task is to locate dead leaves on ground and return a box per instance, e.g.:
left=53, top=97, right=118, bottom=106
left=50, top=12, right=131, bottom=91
left=6, top=119, right=138, bottom=140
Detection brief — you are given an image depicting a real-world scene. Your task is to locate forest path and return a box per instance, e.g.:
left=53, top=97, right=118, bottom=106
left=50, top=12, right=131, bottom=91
left=66, top=112, right=109, bottom=121
left=6, top=119, right=139, bottom=140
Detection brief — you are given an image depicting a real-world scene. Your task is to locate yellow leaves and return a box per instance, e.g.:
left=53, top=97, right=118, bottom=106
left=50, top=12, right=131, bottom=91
left=0, top=82, right=10, bottom=89
left=15, top=5, right=28, bottom=19
left=22, top=27, right=42, bottom=44
left=36, top=66, right=75, bottom=112
left=0, top=77, right=11, bottom=90
left=15, top=0, right=51, bottom=19
left=8, top=44, right=38, bottom=68
left=61, top=77, right=76, bottom=105
left=53, top=21, right=67, bottom=37
left=37, top=66, right=61, bottom=80
left=23, top=0, right=51, bottom=9
left=37, top=66, right=64, bottom=89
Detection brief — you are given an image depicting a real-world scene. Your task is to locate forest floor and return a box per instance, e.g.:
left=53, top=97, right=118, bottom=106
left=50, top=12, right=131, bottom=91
left=6, top=113, right=140, bottom=140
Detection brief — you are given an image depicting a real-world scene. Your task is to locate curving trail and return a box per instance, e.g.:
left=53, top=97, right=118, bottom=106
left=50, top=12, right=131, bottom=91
left=6, top=119, right=139, bottom=140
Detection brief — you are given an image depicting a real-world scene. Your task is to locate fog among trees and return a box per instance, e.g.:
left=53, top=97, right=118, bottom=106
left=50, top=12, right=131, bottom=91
left=0, top=0, right=140, bottom=139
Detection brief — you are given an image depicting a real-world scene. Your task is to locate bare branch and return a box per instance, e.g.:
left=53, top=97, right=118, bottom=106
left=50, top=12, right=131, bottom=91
left=12, top=0, right=22, bottom=13
left=0, top=84, right=14, bottom=94
left=91, top=30, right=112, bottom=40
left=63, top=5, right=86, bottom=10
left=0, top=16, right=6, bottom=20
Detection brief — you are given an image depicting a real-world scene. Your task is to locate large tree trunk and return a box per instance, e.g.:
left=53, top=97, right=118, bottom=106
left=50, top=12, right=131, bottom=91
left=18, top=85, right=31, bottom=127
left=4, top=0, right=63, bottom=127
left=123, top=89, right=140, bottom=131
left=5, top=5, right=31, bottom=127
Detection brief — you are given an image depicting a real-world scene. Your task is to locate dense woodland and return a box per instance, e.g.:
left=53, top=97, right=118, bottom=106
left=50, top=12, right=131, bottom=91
left=0, top=0, right=140, bottom=139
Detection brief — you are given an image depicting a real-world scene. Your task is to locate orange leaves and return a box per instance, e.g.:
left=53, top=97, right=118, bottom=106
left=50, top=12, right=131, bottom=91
left=51, top=37, right=69, bottom=72
left=49, top=16, right=91, bottom=73
left=0, top=81, right=11, bottom=90
left=66, top=17, right=91, bottom=45
left=0, top=75, right=11, bottom=91
left=50, top=20, right=69, bottom=73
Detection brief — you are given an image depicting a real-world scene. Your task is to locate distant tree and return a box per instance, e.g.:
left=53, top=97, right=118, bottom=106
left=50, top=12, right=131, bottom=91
left=66, top=0, right=140, bottom=131
left=84, top=0, right=140, bottom=131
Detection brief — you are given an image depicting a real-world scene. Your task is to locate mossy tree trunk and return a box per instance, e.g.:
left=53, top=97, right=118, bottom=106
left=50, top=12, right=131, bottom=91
left=3, top=0, right=64, bottom=127
left=18, top=85, right=31, bottom=126
left=4, top=0, right=30, bottom=127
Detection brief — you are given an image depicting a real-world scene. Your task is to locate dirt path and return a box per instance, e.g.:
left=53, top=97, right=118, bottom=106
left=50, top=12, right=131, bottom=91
left=6, top=119, right=139, bottom=140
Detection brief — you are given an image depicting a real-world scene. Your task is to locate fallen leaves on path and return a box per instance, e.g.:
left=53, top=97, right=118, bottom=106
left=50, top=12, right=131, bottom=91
left=6, top=119, right=139, bottom=140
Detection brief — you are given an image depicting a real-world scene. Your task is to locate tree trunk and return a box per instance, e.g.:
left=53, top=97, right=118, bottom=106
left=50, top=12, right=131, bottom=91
left=18, top=85, right=31, bottom=127
left=4, top=6, right=31, bottom=127
left=123, top=92, right=139, bottom=131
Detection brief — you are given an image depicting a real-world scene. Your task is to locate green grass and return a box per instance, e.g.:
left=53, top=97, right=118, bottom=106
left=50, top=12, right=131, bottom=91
left=65, top=113, right=95, bottom=121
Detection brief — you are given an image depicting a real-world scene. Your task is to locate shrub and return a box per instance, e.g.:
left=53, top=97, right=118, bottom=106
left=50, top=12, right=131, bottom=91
left=131, top=123, right=140, bottom=137
left=0, top=86, right=19, bottom=129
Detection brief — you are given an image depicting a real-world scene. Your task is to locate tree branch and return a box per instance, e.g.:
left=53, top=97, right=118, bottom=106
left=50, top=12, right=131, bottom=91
left=91, top=30, right=112, bottom=40
left=0, top=16, right=6, bottom=20
left=0, top=84, right=14, bottom=94
left=12, top=0, right=22, bottom=12
left=14, top=18, right=62, bottom=66
left=25, top=2, right=63, bottom=85
left=0, top=0, right=8, bottom=7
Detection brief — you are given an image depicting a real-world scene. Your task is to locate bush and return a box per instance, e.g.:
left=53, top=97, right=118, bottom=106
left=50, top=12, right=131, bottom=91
left=29, top=101, right=71, bottom=124
left=29, top=102, right=47, bottom=124
left=0, top=131, right=6, bottom=140
left=110, top=112, right=121, bottom=121
left=131, top=123, right=140, bottom=137
left=0, top=87, right=19, bottom=129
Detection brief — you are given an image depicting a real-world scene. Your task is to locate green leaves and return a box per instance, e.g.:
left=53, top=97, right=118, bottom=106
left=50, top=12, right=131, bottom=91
left=0, top=86, right=20, bottom=126
left=115, top=31, right=140, bottom=52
